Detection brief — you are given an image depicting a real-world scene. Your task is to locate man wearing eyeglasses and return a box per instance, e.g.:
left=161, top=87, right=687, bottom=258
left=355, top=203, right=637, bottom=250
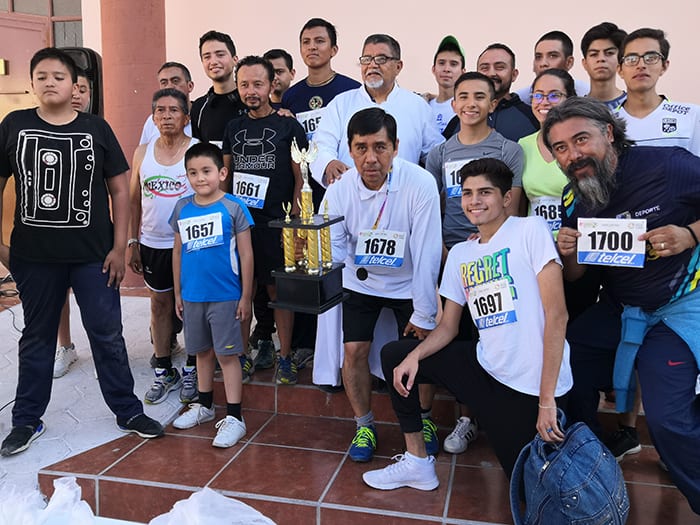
left=614, top=28, right=700, bottom=156
left=309, top=33, right=444, bottom=186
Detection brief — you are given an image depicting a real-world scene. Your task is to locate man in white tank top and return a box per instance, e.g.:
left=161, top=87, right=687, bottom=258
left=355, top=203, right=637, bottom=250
left=129, top=89, right=198, bottom=405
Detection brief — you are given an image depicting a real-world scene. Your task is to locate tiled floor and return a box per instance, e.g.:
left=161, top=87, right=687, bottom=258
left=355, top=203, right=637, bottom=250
left=1, top=268, right=697, bottom=524
left=38, top=366, right=700, bottom=525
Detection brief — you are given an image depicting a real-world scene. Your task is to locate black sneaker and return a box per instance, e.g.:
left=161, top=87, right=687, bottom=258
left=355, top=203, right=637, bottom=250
left=0, top=421, right=46, bottom=456
left=605, top=425, right=641, bottom=461
left=118, top=414, right=164, bottom=439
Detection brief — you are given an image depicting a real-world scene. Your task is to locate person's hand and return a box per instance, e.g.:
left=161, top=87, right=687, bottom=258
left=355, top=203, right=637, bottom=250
left=403, top=322, right=431, bottom=340
left=128, top=244, right=143, bottom=274
left=393, top=352, right=420, bottom=397
left=640, top=224, right=695, bottom=257
left=556, top=227, right=580, bottom=257
left=0, top=244, right=9, bottom=270
left=536, top=404, right=565, bottom=442
left=276, top=108, right=295, bottom=118
left=102, top=248, right=126, bottom=288
left=175, top=295, right=184, bottom=321
left=236, top=300, right=251, bottom=322
left=323, top=160, right=349, bottom=185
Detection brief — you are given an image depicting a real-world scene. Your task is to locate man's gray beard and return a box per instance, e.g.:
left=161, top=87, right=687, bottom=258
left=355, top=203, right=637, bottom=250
left=567, top=150, right=618, bottom=212
left=364, top=78, right=384, bottom=90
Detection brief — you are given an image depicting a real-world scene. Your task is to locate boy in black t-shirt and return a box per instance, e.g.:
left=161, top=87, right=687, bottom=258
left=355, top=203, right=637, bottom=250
left=0, top=48, right=163, bottom=456
left=222, top=56, right=307, bottom=386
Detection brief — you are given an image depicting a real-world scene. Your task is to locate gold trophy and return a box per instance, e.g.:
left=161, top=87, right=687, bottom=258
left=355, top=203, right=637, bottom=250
left=267, top=139, right=347, bottom=313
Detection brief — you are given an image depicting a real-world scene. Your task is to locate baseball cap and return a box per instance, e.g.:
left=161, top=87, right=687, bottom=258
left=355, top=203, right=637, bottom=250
left=435, top=35, right=465, bottom=63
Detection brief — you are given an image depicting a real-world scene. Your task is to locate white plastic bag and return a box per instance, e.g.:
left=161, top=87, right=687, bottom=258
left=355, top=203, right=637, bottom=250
left=38, top=477, right=95, bottom=525
left=0, top=477, right=95, bottom=525
left=0, top=482, right=45, bottom=525
left=148, top=488, right=275, bottom=525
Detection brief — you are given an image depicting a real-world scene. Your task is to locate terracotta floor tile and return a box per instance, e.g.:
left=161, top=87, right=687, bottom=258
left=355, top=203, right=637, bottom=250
left=252, top=413, right=350, bottom=451
left=626, top=482, right=700, bottom=525
left=324, top=457, right=450, bottom=517
left=104, top=434, right=240, bottom=486
left=448, top=465, right=512, bottom=523
left=321, top=507, right=438, bottom=524
left=619, top=446, right=675, bottom=485
left=99, top=480, right=192, bottom=522
left=40, top=434, right=143, bottom=475
left=451, top=431, right=501, bottom=468
left=277, top=383, right=354, bottom=419
left=210, top=444, right=342, bottom=501
left=241, top=382, right=276, bottom=411
left=167, top=408, right=272, bottom=441
left=236, top=496, right=317, bottom=524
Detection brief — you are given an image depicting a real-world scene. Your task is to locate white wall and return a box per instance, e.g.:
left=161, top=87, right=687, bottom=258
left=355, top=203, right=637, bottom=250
left=84, top=1, right=698, bottom=104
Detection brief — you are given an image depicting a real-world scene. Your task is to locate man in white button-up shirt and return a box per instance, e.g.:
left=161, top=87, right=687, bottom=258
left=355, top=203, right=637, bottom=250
left=309, top=34, right=444, bottom=186
left=322, top=108, right=441, bottom=463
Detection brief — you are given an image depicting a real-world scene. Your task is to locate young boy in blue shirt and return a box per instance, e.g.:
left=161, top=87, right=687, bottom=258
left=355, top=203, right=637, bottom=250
left=170, top=142, right=254, bottom=448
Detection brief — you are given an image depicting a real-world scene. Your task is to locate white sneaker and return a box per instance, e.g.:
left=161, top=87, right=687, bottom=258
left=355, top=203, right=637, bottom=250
left=212, top=416, right=246, bottom=448
left=362, top=453, right=439, bottom=491
left=443, top=416, right=478, bottom=454
left=173, top=403, right=215, bottom=429
left=53, top=344, right=78, bottom=378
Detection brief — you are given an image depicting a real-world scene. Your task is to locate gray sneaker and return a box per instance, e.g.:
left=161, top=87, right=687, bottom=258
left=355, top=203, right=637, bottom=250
left=293, top=347, right=315, bottom=370
left=144, top=368, right=182, bottom=405
left=179, top=366, right=198, bottom=403
left=254, top=340, right=275, bottom=369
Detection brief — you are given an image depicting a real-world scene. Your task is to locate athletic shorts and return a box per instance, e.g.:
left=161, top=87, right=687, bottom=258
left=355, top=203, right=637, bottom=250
left=139, top=244, right=174, bottom=292
left=183, top=300, right=244, bottom=356
left=342, top=289, right=413, bottom=343
left=251, top=225, right=283, bottom=286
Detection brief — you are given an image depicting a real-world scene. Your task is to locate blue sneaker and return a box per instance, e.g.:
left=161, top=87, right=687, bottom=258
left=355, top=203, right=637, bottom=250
left=349, top=425, right=377, bottom=462
left=422, top=417, right=439, bottom=456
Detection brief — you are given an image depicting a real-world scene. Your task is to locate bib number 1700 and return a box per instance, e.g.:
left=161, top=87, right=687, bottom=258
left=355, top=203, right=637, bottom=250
left=586, top=230, right=634, bottom=251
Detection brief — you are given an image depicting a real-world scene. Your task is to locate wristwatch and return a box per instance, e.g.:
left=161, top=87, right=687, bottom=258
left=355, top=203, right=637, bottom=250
left=127, top=238, right=139, bottom=248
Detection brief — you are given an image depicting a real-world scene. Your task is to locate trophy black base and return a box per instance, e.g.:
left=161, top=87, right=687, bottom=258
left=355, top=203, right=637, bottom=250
left=269, top=263, right=346, bottom=314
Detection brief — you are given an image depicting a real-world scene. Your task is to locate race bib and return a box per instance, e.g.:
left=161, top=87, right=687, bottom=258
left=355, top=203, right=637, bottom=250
left=178, top=212, right=224, bottom=252
left=232, top=172, right=270, bottom=209
left=577, top=218, right=646, bottom=268
left=444, top=159, right=474, bottom=198
left=530, top=196, right=561, bottom=234
left=296, top=108, right=325, bottom=141
left=467, top=279, right=517, bottom=330
left=354, top=230, right=406, bottom=267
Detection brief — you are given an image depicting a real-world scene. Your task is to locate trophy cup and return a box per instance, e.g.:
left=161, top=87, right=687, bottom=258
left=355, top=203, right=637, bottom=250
left=268, top=138, right=346, bottom=314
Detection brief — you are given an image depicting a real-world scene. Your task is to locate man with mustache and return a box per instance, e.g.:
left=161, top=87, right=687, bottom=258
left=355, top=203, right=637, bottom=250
left=544, top=97, right=700, bottom=515
left=222, top=56, right=307, bottom=386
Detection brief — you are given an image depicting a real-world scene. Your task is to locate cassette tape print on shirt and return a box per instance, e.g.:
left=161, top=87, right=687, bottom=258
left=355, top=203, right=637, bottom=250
left=17, top=129, right=94, bottom=228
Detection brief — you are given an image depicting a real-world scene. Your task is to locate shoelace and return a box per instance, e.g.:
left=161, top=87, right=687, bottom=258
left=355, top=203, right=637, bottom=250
left=352, top=426, right=376, bottom=448
left=383, top=454, right=412, bottom=473
left=278, top=357, right=296, bottom=374
left=452, top=418, right=475, bottom=439
left=422, top=418, right=438, bottom=442
left=182, top=371, right=196, bottom=387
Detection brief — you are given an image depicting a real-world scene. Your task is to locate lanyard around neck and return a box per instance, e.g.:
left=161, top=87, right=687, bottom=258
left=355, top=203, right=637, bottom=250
left=370, top=169, right=392, bottom=230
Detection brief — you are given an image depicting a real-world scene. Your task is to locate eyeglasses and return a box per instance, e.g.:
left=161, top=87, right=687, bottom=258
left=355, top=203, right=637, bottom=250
left=531, top=91, right=566, bottom=104
left=359, top=55, right=399, bottom=66
left=620, top=52, right=665, bottom=67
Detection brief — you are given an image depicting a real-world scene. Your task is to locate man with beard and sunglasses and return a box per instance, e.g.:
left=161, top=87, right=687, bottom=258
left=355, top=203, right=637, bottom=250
left=543, top=97, right=700, bottom=515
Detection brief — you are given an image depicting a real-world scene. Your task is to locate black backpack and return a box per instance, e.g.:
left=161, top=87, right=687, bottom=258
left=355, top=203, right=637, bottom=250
left=510, top=410, right=630, bottom=525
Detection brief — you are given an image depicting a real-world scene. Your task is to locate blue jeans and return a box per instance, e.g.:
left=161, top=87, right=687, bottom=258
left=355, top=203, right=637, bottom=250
left=10, top=256, right=143, bottom=428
